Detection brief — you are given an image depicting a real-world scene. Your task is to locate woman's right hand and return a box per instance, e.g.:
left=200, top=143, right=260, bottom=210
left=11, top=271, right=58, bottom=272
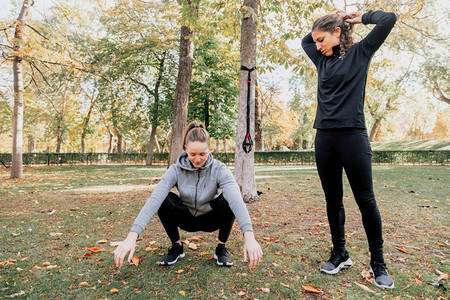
left=113, top=232, right=138, bottom=268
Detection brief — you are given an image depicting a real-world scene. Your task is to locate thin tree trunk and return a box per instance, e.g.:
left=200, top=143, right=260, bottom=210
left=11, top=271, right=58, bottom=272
left=216, top=139, right=220, bottom=152
left=81, top=90, right=96, bottom=154
left=11, top=0, right=34, bottom=179
left=168, top=1, right=198, bottom=167
left=146, top=124, right=158, bottom=165
left=234, top=0, right=258, bottom=203
left=369, top=118, right=381, bottom=142
left=223, top=136, right=227, bottom=152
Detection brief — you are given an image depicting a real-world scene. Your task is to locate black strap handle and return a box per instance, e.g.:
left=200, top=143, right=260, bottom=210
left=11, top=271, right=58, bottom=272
left=240, top=66, right=256, bottom=154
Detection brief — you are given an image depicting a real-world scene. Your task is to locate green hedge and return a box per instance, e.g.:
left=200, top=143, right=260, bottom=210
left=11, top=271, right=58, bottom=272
left=0, top=150, right=448, bottom=166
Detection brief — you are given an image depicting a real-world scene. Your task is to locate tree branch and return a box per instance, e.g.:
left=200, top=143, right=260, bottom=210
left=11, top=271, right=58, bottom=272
left=25, top=24, right=49, bottom=40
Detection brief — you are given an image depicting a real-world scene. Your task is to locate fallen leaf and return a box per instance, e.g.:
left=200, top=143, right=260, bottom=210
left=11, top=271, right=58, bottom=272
left=200, top=251, right=209, bottom=256
left=238, top=291, right=246, bottom=296
left=145, top=247, right=158, bottom=252
left=42, top=261, right=51, bottom=266
left=280, top=283, right=290, bottom=288
left=8, top=290, right=25, bottom=298
left=302, top=286, right=323, bottom=294
left=261, top=287, right=270, bottom=293
left=131, top=256, right=139, bottom=266
left=314, top=222, right=328, bottom=227
left=188, top=242, right=198, bottom=250
left=46, top=265, right=58, bottom=269
left=79, top=282, right=90, bottom=287
left=395, top=246, right=410, bottom=253
left=97, top=239, right=108, bottom=244
left=354, top=282, right=375, bottom=294
left=263, top=237, right=274, bottom=241
left=87, top=247, right=102, bottom=253
left=175, top=269, right=184, bottom=274
left=110, top=288, right=119, bottom=293
left=147, top=241, right=157, bottom=246
left=438, top=273, right=449, bottom=281
left=189, top=236, right=202, bottom=242
left=361, top=270, right=371, bottom=280
left=49, top=232, right=63, bottom=236
left=179, top=291, right=186, bottom=296
left=83, top=253, right=92, bottom=258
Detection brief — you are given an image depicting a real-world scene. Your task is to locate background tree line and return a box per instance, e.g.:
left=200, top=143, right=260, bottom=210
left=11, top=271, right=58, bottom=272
left=0, top=0, right=448, bottom=155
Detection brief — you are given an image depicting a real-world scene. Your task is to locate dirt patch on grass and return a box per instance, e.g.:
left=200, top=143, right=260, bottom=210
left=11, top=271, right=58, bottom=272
left=70, top=184, right=156, bottom=194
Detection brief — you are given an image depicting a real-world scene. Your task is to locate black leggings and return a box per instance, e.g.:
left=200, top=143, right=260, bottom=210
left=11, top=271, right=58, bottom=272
left=157, top=192, right=235, bottom=244
left=315, top=128, right=384, bottom=263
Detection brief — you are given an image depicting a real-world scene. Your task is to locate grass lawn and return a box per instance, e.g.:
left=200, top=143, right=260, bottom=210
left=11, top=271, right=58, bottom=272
left=0, top=164, right=448, bottom=299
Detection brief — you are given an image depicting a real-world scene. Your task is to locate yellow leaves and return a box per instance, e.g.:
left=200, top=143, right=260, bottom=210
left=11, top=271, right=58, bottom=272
left=131, top=256, right=140, bottom=266
left=314, top=222, right=328, bottom=227
left=200, top=251, right=209, bottom=256
left=79, top=282, right=90, bottom=287
left=110, top=288, right=119, bottom=293
left=302, top=286, right=323, bottom=294
left=97, top=239, right=108, bottom=244
left=188, top=243, right=198, bottom=250
left=179, top=290, right=186, bottom=296
left=145, top=247, right=158, bottom=252
left=175, top=269, right=184, bottom=274
left=49, top=232, right=63, bottom=236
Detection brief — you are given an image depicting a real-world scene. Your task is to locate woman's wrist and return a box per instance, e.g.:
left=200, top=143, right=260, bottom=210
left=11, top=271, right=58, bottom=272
left=127, top=231, right=139, bottom=241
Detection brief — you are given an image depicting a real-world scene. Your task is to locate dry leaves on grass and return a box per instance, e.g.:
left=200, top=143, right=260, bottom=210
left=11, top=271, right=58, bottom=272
left=79, top=282, right=90, bottom=287
left=302, top=286, right=324, bottom=294
left=395, top=246, right=410, bottom=253
left=131, top=256, right=139, bottom=266
left=354, top=282, right=375, bottom=294
left=110, top=288, right=119, bottom=293
left=87, top=247, right=102, bottom=253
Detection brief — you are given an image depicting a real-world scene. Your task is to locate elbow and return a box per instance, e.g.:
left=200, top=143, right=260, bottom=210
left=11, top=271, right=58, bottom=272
left=385, top=11, right=398, bottom=26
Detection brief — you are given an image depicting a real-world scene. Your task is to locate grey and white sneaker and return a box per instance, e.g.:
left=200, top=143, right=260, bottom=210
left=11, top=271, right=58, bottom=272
left=320, top=249, right=353, bottom=274
left=158, top=242, right=185, bottom=265
left=370, top=261, right=394, bottom=289
left=214, top=244, right=233, bottom=267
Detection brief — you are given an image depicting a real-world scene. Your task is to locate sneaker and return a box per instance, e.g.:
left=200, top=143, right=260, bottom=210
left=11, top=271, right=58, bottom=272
left=158, top=242, right=185, bottom=265
left=320, top=249, right=353, bottom=274
left=370, top=261, right=394, bottom=289
left=214, top=244, right=233, bottom=267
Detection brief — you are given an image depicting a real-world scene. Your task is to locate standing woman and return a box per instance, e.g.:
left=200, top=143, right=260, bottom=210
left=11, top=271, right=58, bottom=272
left=114, top=121, right=263, bottom=268
left=301, top=10, right=396, bottom=288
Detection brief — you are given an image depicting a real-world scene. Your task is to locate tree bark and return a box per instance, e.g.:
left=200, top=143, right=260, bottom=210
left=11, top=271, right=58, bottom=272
left=369, top=118, right=381, bottom=142
left=55, top=88, right=67, bottom=153
left=234, top=0, right=259, bottom=203
left=168, top=1, right=198, bottom=167
left=81, top=89, right=96, bottom=154
left=11, top=0, right=34, bottom=179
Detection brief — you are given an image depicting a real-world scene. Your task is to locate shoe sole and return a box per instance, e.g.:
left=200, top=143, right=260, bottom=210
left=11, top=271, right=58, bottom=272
left=370, top=268, right=395, bottom=289
left=320, top=258, right=353, bottom=275
left=213, top=254, right=233, bottom=267
left=158, top=253, right=185, bottom=266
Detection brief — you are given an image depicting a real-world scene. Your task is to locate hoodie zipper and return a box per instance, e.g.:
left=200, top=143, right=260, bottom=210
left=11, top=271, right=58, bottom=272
left=193, top=170, right=200, bottom=217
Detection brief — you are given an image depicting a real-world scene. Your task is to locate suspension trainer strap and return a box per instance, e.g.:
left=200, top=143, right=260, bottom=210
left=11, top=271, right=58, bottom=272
left=240, top=65, right=256, bottom=154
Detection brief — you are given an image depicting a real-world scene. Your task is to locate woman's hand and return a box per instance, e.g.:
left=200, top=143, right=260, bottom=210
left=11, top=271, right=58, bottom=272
left=345, top=12, right=363, bottom=24
left=113, top=231, right=138, bottom=268
left=243, top=231, right=263, bottom=268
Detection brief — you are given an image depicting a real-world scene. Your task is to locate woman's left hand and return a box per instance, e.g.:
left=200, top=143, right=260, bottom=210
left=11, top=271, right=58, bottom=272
left=243, top=231, right=263, bottom=268
left=345, top=12, right=363, bottom=24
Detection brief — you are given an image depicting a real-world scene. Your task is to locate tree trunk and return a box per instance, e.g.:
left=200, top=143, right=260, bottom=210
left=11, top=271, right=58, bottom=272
left=369, top=118, right=381, bottom=142
left=55, top=87, right=67, bottom=153
left=11, top=0, right=34, bottom=179
left=254, top=79, right=262, bottom=151
left=215, top=139, right=220, bottom=152
left=234, top=0, right=259, bottom=203
left=115, top=128, right=123, bottom=153
left=81, top=91, right=96, bottom=154
left=223, top=136, right=227, bottom=152
left=108, top=131, right=113, bottom=153
left=146, top=124, right=158, bottom=165
left=168, top=1, right=198, bottom=167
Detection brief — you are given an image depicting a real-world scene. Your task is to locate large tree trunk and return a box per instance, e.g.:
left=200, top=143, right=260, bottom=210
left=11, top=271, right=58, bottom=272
left=234, top=0, right=258, bottom=203
left=11, top=0, right=34, bottom=179
left=168, top=1, right=198, bottom=167
left=369, top=118, right=381, bottom=142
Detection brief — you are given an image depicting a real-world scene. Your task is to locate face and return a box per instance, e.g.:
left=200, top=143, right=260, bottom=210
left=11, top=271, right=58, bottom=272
left=312, top=27, right=341, bottom=56
left=185, top=141, right=210, bottom=168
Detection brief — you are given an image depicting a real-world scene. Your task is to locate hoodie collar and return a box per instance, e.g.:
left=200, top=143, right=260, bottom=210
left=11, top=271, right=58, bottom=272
left=177, top=151, right=213, bottom=172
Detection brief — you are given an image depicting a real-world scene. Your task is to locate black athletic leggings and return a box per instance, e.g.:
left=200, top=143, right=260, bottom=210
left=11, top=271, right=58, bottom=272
left=157, top=192, right=235, bottom=244
left=315, top=128, right=384, bottom=262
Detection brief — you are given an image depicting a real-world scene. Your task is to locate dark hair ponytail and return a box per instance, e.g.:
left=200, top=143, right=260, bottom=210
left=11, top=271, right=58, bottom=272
left=312, top=13, right=355, bottom=59
left=182, top=121, right=210, bottom=150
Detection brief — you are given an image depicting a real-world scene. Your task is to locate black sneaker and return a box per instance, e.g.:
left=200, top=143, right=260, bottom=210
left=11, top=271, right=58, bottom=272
left=320, top=249, right=353, bottom=274
left=370, top=261, right=394, bottom=289
left=214, top=244, right=233, bottom=267
left=158, top=242, right=185, bottom=266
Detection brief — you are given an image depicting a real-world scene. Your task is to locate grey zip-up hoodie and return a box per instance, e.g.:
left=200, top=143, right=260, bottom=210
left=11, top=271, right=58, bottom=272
left=130, top=152, right=253, bottom=236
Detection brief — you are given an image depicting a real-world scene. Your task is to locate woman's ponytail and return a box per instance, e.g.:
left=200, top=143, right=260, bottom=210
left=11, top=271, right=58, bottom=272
left=182, top=121, right=210, bottom=150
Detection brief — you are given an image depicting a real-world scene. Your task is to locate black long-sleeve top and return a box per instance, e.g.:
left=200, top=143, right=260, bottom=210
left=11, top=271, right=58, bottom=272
left=301, top=10, right=397, bottom=129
